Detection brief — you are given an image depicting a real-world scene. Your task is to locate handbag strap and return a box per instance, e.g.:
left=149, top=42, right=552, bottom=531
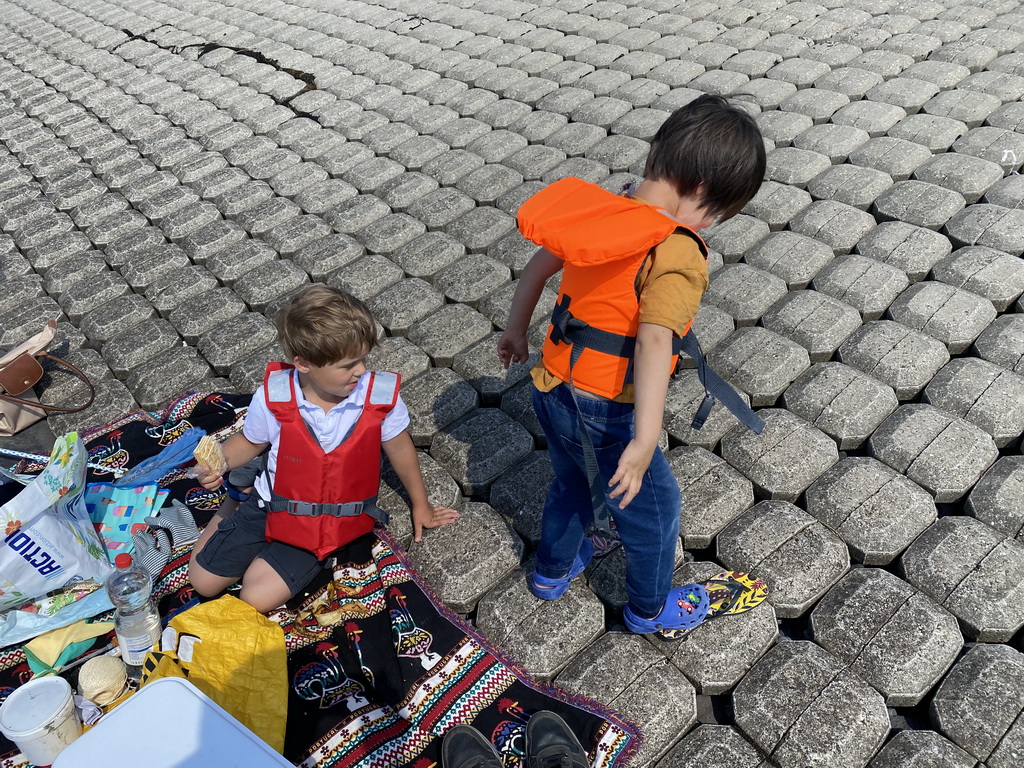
left=0, top=353, right=96, bottom=413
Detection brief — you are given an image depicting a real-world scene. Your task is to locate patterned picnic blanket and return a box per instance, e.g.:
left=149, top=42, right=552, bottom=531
left=0, top=393, right=641, bottom=768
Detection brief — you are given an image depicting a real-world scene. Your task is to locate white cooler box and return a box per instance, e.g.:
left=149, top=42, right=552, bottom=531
left=53, top=677, right=293, bottom=768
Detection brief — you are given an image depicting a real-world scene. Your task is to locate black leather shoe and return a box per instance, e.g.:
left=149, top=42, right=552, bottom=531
left=442, top=725, right=504, bottom=768
left=525, top=711, right=589, bottom=768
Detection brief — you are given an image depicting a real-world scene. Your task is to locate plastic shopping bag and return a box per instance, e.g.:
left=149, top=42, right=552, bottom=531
left=0, top=433, right=111, bottom=612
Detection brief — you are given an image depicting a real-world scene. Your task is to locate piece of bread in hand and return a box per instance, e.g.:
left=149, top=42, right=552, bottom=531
left=193, top=435, right=227, bottom=475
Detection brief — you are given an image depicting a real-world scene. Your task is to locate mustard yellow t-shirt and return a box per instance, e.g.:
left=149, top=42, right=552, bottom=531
left=531, top=227, right=709, bottom=403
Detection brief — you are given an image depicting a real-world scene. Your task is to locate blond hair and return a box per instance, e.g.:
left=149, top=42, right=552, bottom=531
left=276, top=285, right=377, bottom=366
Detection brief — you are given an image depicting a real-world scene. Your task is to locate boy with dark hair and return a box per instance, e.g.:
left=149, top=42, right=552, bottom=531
left=189, top=285, right=458, bottom=612
left=497, top=95, right=765, bottom=635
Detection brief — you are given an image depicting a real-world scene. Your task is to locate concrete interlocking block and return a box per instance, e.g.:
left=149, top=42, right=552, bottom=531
left=765, top=146, right=831, bottom=187
left=887, top=281, right=997, bottom=353
left=197, top=312, right=278, bottom=376
left=100, top=317, right=181, bottom=379
left=702, top=215, right=770, bottom=264
left=780, top=87, right=850, bottom=124
left=321, top=251, right=400, bottom=303
left=912, top=152, right=1003, bottom=203
left=144, top=264, right=219, bottom=318
left=57, top=269, right=130, bottom=323
left=807, top=165, right=894, bottom=210
left=322, top=194, right=391, bottom=236
left=966, top=457, right=1024, bottom=542
left=789, top=201, right=877, bottom=255
left=810, top=568, right=962, bottom=706
left=709, top=327, right=811, bottom=407
left=757, top=111, right=814, bottom=149
left=761, top=290, right=862, bottom=362
left=856, top=221, right=952, bottom=281
left=292, top=178, right=358, bottom=216
left=406, top=187, right=477, bottom=230
left=445, top=205, right=516, bottom=252
left=365, top=336, right=431, bottom=384
left=807, top=454, right=935, bottom=565
left=887, top=113, right=968, bottom=152
left=985, top=174, right=1024, bottom=208
left=870, top=730, right=975, bottom=768
left=407, top=302, right=493, bottom=367
left=838, top=320, right=950, bottom=399
left=745, top=230, right=831, bottom=290
left=669, top=445, right=754, bottom=548
left=872, top=179, right=966, bottom=230
left=922, top=88, right=1001, bottom=127
left=290, top=234, right=363, bottom=282
left=708, top=264, right=786, bottom=327
left=40, top=249, right=105, bottom=297
left=430, top=406, right=534, bottom=496
left=366, top=278, right=446, bottom=337
left=354, top=212, right=427, bottom=256
left=902, top=518, right=1024, bottom=642
left=721, top=408, right=838, bottom=503
left=408, top=501, right=522, bottom=613
left=167, top=286, right=248, bottom=345
left=944, top=203, right=1024, bottom=254
left=974, top=313, right=1024, bottom=374
left=953, top=125, right=1024, bottom=170
left=848, top=136, right=932, bottom=181
left=433, top=253, right=511, bottom=308
left=741, top=181, right=812, bottom=232
left=454, top=163, right=524, bottom=205
left=811, top=255, right=909, bottom=321
left=125, top=344, right=214, bottom=411
left=488, top=451, right=552, bottom=546
left=733, top=641, right=888, bottom=768
left=556, top=633, right=697, bottom=765
left=783, top=362, right=898, bottom=451
left=793, top=123, right=870, bottom=163
left=814, top=67, right=884, bottom=99
left=870, top=402, right=998, bottom=503
left=660, top=725, right=764, bottom=768
left=865, top=76, right=940, bottom=113
left=230, top=259, right=309, bottom=313
left=923, top=358, right=1024, bottom=447
left=476, top=564, right=604, bottom=681
left=119, top=243, right=190, bottom=292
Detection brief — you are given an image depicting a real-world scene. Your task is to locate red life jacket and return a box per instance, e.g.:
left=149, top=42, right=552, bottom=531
left=262, top=363, right=399, bottom=560
left=518, top=176, right=707, bottom=399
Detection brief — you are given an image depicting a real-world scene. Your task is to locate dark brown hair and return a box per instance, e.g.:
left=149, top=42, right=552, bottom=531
left=644, top=94, right=766, bottom=220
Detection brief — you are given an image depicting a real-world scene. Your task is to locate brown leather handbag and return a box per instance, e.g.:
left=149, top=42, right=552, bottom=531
left=0, top=320, right=95, bottom=436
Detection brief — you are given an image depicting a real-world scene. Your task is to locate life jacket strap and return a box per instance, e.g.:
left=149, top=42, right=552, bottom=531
left=550, top=297, right=765, bottom=434
left=268, top=491, right=388, bottom=523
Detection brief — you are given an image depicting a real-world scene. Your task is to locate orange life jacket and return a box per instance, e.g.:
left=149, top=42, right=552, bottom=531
left=518, top=177, right=708, bottom=399
left=262, top=363, right=398, bottom=560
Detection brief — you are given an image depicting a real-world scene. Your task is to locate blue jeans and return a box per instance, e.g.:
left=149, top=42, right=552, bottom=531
left=532, top=384, right=681, bottom=619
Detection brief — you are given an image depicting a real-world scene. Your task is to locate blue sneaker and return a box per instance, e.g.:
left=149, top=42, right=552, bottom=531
left=529, top=538, right=595, bottom=600
left=622, top=584, right=711, bottom=634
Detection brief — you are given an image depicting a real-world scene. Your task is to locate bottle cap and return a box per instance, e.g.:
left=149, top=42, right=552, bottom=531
left=114, top=553, right=133, bottom=569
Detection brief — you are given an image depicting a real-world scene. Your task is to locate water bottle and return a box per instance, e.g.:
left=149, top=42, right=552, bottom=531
left=104, top=553, right=161, bottom=678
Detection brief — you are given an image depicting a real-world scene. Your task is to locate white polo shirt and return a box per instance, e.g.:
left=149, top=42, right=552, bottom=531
left=242, top=369, right=410, bottom=501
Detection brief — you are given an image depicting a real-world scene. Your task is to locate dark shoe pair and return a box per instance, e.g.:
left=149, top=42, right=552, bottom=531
left=442, top=711, right=589, bottom=768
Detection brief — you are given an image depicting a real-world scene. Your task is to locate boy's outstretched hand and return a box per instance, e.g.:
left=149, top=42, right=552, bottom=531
left=608, top=439, right=655, bottom=509
left=194, top=463, right=224, bottom=491
left=412, top=503, right=460, bottom=542
left=496, top=331, right=529, bottom=370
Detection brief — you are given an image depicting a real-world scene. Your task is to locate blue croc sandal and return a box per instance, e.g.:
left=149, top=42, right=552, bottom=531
left=529, top=538, right=595, bottom=601
left=622, top=583, right=711, bottom=635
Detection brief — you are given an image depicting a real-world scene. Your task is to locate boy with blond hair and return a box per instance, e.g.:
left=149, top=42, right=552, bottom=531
left=190, top=285, right=458, bottom=612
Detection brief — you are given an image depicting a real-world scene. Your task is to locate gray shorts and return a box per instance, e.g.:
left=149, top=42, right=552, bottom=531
left=194, top=494, right=324, bottom=597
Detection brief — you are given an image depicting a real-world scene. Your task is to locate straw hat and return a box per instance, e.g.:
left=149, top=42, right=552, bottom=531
left=77, top=656, right=128, bottom=706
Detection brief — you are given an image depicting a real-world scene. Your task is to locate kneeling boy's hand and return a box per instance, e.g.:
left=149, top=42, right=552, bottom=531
left=194, top=463, right=224, bottom=491
left=412, top=504, right=460, bottom=543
